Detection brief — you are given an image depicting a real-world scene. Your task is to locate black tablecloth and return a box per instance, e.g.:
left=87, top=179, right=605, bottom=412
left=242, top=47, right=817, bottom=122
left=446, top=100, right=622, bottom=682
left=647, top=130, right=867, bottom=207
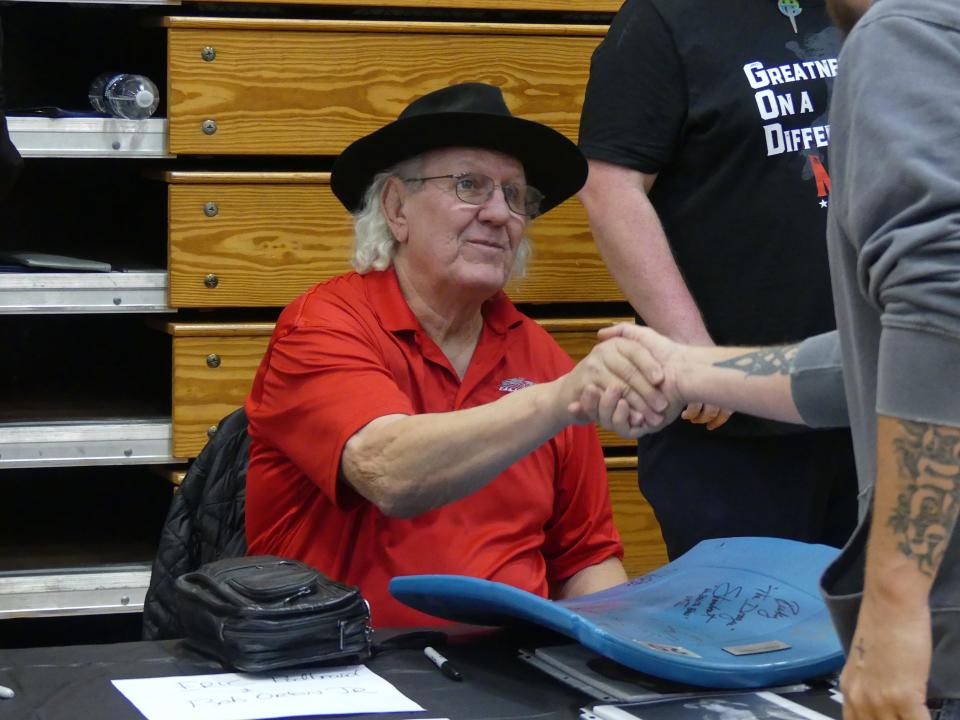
left=0, top=625, right=589, bottom=720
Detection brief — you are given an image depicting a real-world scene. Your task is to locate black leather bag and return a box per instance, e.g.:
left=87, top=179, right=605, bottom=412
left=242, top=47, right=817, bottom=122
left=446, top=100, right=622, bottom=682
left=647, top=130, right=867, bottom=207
left=175, top=555, right=372, bottom=672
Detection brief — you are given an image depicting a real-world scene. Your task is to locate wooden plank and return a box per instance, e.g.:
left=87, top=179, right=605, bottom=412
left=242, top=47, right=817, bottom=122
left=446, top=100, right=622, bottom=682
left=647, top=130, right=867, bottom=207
left=149, top=466, right=187, bottom=489
left=182, top=0, right=620, bottom=12
left=165, top=319, right=631, bottom=337
left=535, top=318, right=630, bottom=333
left=165, top=17, right=609, bottom=35
left=166, top=171, right=329, bottom=185
left=604, top=455, right=637, bottom=471
left=167, top=25, right=602, bottom=155
left=517, top=198, right=622, bottom=304
left=607, top=468, right=667, bottom=578
left=166, top=322, right=276, bottom=337
left=172, top=335, right=268, bottom=458
left=168, top=182, right=622, bottom=307
left=168, top=183, right=353, bottom=308
left=164, top=317, right=631, bottom=337
left=170, top=318, right=635, bottom=457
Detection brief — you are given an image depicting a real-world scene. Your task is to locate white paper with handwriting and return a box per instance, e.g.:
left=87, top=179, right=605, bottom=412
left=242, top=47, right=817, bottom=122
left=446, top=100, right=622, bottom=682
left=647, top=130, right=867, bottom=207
left=112, top=664, right=424, bottom=720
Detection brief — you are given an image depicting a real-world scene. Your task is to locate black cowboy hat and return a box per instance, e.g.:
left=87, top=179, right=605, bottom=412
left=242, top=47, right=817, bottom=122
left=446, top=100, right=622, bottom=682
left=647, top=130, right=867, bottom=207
left=330, top=82, right=587, bottom=216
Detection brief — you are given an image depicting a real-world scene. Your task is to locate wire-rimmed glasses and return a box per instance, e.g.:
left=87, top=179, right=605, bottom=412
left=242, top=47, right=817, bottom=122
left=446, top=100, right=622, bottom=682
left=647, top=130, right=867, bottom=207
left=402, top=172, right=544, bottom=218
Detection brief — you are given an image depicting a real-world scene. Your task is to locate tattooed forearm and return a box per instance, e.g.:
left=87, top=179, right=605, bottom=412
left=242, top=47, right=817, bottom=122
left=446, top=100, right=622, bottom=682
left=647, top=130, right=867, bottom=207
left=888, top=420, right=960, bottom=575
left=713, top=345, right=799, bottom=376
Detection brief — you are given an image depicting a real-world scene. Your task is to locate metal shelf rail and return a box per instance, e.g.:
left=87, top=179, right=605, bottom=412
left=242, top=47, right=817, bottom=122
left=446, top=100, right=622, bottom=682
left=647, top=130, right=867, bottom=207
left=8, top=116, right=171, bottom=159
left=0, top=271, right=172, bottom=314
left=0, top=419, right=179, bottom=469
left=0, top=564, right=153, bottom=619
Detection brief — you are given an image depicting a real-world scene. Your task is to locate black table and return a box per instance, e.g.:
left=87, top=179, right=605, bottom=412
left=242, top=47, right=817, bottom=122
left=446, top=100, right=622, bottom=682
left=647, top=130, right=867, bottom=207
left=0, top=625, right=590, bottom=720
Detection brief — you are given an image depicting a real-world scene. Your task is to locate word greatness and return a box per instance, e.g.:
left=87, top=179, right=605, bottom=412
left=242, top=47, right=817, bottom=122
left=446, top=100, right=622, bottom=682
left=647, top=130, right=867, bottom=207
left=743, top=58, right=838, bottom=157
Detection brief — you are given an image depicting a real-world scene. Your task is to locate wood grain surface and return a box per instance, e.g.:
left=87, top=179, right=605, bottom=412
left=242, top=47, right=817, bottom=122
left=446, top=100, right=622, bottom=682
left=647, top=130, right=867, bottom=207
left=168, top=183, right=355, bottom=308
left=172, top=335, right=269, bottom=458
left=168, top=180, right=622, bottom=307
left=608, top=466, right=668, bottom=577
left=185, top=0, right=620, bottom=12
left=167, top=23, right=603, bottom=155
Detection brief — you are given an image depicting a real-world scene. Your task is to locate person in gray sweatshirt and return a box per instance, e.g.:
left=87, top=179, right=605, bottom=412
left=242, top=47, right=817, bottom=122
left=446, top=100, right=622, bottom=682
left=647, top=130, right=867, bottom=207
left=579, top=1, right=960, bottom=717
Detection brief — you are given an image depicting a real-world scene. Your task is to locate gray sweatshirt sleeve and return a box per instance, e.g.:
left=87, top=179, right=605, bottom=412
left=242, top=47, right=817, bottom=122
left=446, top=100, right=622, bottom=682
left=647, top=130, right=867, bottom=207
left=839, top=8, right=960, bottom=427
left=790, top=331, right=848, bottom=428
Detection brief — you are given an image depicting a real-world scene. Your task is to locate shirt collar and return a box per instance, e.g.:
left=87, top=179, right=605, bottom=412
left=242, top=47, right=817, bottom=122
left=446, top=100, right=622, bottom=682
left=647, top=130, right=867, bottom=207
left=363, top=268, right=420, bottom=332
left=362, top=267, right=525, bottom=336
left=482, top=288, right=525, bottom=335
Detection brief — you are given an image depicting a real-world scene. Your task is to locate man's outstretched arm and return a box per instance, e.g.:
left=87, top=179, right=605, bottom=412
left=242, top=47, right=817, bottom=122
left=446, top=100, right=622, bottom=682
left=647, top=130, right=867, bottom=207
left=576, top=325, right=849, bottom=438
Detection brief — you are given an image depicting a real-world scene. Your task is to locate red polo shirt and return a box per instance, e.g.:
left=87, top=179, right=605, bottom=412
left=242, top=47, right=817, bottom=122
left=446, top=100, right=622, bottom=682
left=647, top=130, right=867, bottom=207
left=245, top=269, right=622, bottom=627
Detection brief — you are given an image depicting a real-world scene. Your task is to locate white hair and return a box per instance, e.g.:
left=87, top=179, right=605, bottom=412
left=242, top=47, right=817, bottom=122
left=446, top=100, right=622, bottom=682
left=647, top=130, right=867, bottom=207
left=349, top=154, right=532, bottom=280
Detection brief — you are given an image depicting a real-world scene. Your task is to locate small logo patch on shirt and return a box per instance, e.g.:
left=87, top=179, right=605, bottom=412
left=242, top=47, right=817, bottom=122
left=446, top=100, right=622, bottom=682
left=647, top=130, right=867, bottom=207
left=498, top=377, right=535, bottom=393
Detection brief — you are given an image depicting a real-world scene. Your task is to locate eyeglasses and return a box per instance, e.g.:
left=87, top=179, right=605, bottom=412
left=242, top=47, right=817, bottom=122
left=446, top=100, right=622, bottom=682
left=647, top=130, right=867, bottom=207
left=402, top=172, right=544, bottom=218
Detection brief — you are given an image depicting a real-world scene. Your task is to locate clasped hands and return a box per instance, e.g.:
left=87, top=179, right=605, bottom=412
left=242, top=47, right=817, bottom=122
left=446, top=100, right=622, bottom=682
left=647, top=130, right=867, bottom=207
left=562, top=323, right=731, bottom=439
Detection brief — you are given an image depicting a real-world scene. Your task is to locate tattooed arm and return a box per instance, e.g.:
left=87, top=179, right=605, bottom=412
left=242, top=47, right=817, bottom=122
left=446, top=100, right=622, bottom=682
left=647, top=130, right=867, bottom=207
left=580, top=324, right=807, bottom=432
left=676, top=343, right=806, bottom=424
left=839, top=418, right=960, bottom=720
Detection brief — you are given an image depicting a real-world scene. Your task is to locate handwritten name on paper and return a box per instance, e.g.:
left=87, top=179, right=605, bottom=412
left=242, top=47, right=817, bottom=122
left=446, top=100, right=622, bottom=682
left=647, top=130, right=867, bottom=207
left=112, top=664, right=423, bottom=720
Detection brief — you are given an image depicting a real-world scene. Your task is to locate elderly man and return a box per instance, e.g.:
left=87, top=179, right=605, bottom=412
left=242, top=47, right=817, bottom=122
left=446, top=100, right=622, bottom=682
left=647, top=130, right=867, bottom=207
left=244, top=83, right=667, bottom=628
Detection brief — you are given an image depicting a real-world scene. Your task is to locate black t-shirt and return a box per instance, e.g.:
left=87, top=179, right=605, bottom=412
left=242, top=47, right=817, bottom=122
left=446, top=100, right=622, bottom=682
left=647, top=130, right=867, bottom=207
left=580, top=0, right=841, bottom=347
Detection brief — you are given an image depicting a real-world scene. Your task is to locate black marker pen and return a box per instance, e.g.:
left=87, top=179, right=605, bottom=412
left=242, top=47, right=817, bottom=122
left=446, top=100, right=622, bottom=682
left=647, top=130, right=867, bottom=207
left=423, top=646, right=463, bottom=681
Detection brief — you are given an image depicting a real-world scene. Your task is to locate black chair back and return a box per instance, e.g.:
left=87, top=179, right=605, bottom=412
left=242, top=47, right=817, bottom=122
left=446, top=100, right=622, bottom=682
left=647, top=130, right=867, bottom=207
left=142, top=407, right=250, bottom=640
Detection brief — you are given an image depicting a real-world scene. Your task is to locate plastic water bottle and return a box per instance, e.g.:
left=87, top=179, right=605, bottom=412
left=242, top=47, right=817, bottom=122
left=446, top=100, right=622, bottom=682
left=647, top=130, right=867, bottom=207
left=88, top=72, right=160, bottom=120
left=88, top=71, right=118, bottom=114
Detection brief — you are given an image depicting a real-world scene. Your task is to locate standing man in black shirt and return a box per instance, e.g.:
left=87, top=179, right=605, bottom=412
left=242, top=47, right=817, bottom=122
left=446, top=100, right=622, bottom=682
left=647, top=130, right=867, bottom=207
left=578, top=0, right=857, bottom=559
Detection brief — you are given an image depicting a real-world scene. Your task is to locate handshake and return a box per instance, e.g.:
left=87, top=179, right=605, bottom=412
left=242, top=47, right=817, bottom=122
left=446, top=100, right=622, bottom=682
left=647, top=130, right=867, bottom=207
left=557, top=323, right=803, bottom=439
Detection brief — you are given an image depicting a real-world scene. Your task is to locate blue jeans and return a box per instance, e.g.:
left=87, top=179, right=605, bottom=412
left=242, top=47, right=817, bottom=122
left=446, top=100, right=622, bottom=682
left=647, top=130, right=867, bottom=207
left=636, top=422, right=858, bottom=559
left=932, top=700, right=960, bottom=720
